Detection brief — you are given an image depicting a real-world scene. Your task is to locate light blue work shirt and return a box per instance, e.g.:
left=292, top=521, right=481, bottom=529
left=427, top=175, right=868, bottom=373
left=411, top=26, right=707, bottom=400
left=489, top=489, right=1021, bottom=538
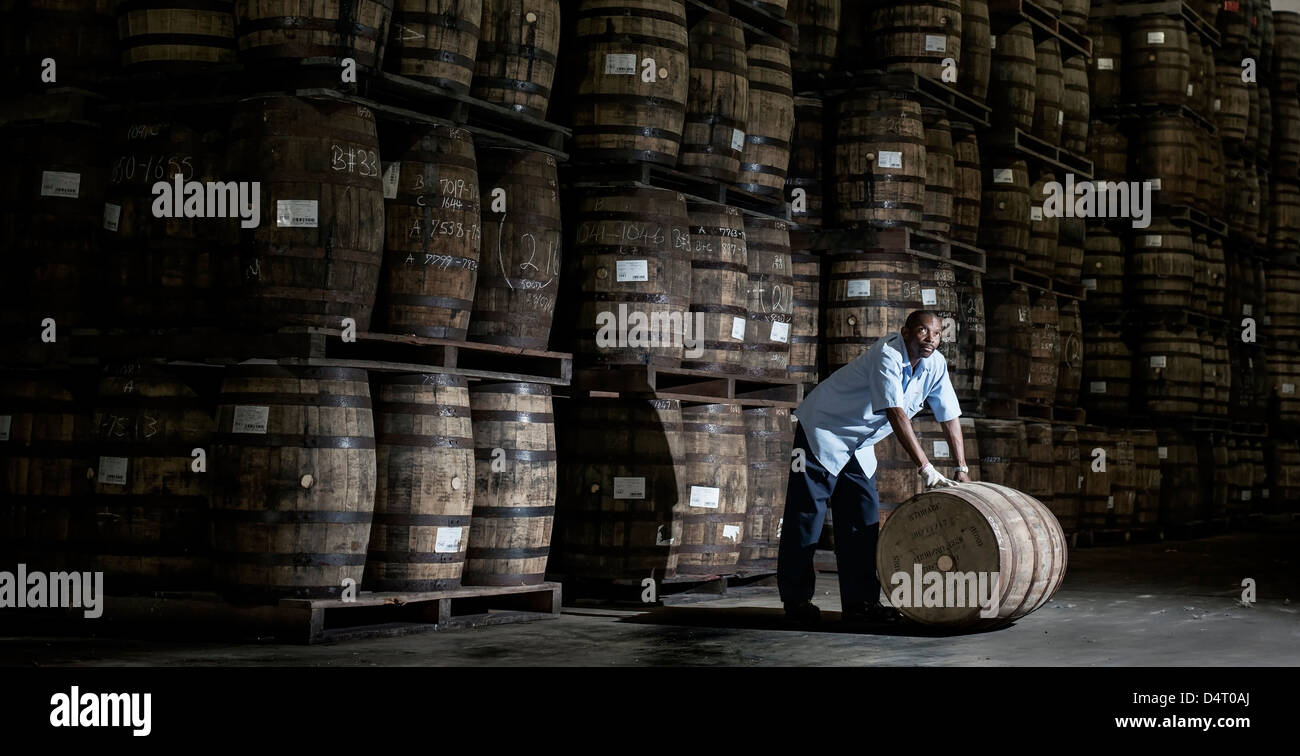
left=794, top=332, right=963, bottom=478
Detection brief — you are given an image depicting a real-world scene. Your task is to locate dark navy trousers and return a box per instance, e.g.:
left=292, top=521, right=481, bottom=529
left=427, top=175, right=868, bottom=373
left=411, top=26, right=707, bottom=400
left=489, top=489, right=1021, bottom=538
left=777, top=424, right=882, bottom=608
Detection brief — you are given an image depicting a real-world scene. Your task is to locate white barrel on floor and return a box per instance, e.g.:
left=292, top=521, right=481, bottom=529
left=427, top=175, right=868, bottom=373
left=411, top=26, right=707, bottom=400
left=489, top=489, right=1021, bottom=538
left=876, top=482, right=1068, bottom=629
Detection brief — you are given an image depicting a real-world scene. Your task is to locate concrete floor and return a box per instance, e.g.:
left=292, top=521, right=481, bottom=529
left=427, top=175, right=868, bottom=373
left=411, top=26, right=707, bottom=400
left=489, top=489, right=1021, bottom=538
left=4, top=522, right=1298, bottom=667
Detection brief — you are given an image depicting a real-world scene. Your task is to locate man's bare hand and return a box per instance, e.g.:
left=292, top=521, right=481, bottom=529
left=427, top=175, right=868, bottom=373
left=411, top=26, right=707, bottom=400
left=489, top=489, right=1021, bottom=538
left=954, top=470, right=970, bottom=484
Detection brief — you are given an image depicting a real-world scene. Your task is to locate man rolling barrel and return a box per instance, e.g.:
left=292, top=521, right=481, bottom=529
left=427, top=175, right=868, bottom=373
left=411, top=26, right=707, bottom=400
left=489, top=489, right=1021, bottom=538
left=778, top=310, right=970, bottom=623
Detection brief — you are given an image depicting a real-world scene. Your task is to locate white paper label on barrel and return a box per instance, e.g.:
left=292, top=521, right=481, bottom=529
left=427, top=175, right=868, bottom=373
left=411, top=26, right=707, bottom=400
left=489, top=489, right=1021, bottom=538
left=1077, top=474, right=1084, bottom=490
left=846, top=279, right=872, bottom=298
left=381, top=162, right=400, bottom=199
left=731, top=315, right=747, bottom=340
left=1031, top=206, right=1043, bottom=221
left=40, top=171, right=81, bottom=198
left=1058, top=110, right=1064, bottom=126
left=1018, top=307, right=1029, bottom=323
left=993, top=168, right=1014, bottom=184
left=1263, top=488, right=1271, bottom=499
left=1083, top=278, right=1097, bottom=290
left=276, top=199, right=318, bottom=228
left=1158, top=446, right=1168, bottom=459
left=1097, top=57, right=1114, bottom=70
left=613, top=476, right=646, bottom=499
left=1241, top=490, right=1252, bottom=501
left=770, top=321, right=790, bottom=343
left=1243, top=304, right=1252, bottom=316
left=1090, top=381, right=1107, bottom=394
left=731, top=129, right=746, bottom=151
left=990, top=34, right=997, bottom=49
left=933, top=440, right=951, bottom=458
left=1150, top=355, right=1167, bottom=368
left=921, top=288, right=938, bottom=305
left=98, top=456, right=129, bottom=486
left=722, top=524, right=740, bottom=542
left=777, top=517, right=783, bottom=538
left=1107, top=495, right=1114, bottom=510
left=434, top=527, right=462, bottom=553
left=231, top=405, right=270, bottom=434
left=1151, top=178, right=1162, bottom=190
left=1143, top=234, right=1162, bottom=247
left=925, top=34, right=946, bottom=52
left=1214, top=98, right=1222, bottom=112
left=615, top=259, right=649, bottom=282
left=1187, top=84, right=1194, bottom=97
left=878, top=150, right=903, bottom=169
left=689, top=485, right=720, bottom=509
left=1284, top=383, right=1296, bottom=394
left=1147, top=31, right=1166, bottom=44
left=0, top=415, right=10, bottom=442
left=605, top=53, right=637, bottom=75
left=102, top=203, right=121, bottom=232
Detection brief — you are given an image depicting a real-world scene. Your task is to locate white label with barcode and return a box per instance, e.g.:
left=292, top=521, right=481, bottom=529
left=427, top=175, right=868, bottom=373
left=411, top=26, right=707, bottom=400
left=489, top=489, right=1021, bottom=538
left=1098, top=58, right=1114, bottom=70
left=731, top=316, right=747, bottom=340
left=770, top=321, right=790, bottom=343
left=1241, top=490, right=1252, bottom=501
left=925, top=34, right=946, bottom=52
left=921, top=288, right=938, bottom=305
left=615, top=259, right=648, bottom=282
left=232, top=405, right=270, bottom=434
left=994, top=168, right=1014, bottom=184
left=98, top=456, right=129, bottom=486
left=990, top=34, right=997, bottom=49
left=933, top=440, right=951, bottom=458
left=1158, top=446, right=1168, bottom=459
left=40, top=171, right=81, bottom=198
left=722, top=524, right=741, bottom=541
left=276, top=200, right=318, bottom=228
left=0, top=415, right=10, bottom=442
left=731, top=128, right=745, bottom=151
left=1243, top=304, right=1253, bottom=316
left=614, top=477, right=646, bottom=499
left=1148, top=31, right=1166, bottom=44
left=1090, top=381, right=1107, bottom=394
left=605, top=53, right=637, bottom=75
left=1151, top=178, right=1162, bottom=190
left=103, top=203, right=121, bottom=232
left=434, top=527, right=462, bottom=553
left=846, top=279, right=872, bottom=298
left=381, top=162, right=400, bottom=199
left=1187, top=84, right=1194, bottom=96
left=1144, top=235, right=1163, bottom=247
left=1058, top=110, right=1064, bottom=125
left=1083, top=278, right=1097, bottom=290
left=1018, top=307, right=1029, bottom=323
left=878, top=150, right=903, bottom=169
left=1031, top=206, right=1043, bottom=221
left=1150, top=355, right=1167, bottom=368
left=1214, top=98, right=1222, bottom=112
left=1107, top=495, right=1114, bottom=510
left=689, top=485, right=720, bottom=509
left=1284, top=383, right=1296, bottom=394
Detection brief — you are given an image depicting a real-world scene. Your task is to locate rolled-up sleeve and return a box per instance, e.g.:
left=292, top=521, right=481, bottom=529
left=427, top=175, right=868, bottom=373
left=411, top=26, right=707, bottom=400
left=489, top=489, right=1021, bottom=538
left=868, top=344, right=905, bottom=413
left=927, top=360, right=963, bottom=422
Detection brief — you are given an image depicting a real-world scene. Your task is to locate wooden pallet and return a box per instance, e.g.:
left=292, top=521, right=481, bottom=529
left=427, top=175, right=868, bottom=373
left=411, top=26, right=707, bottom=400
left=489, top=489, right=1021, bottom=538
left=1090, top=0, right=1222, bottom=47
left=979, top=398, right=1055, bottom=422
left=983, top=127, right=1094, bottom=180
left=989, top=0, right=1093, bottom=57
left=984, top=262, right=1087, bottom=300
left=1095, top=102, right=1217, bottom=138
left=70, top=327, right=573, bottom=386
left=792, top=69, right=992, bottom=129
left=560, top=572, right=742, bottom=606
left=572, top=364, right=803, bottom=407
left=563, top=160, right=790, bottom=219
left=793, top=226, right=987, bottom=273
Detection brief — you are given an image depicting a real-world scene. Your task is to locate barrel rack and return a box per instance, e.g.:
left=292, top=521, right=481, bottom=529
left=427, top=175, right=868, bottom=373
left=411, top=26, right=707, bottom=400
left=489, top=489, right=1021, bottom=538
left=793, top=69, right=993, bottom=129
left=684, top=0, right=798, bottom=46
left=989, top=0, right=1094, bottom=58
left=562, top=161, right=791, bottom=219
left=1090, top=0, right=1223, bottom=47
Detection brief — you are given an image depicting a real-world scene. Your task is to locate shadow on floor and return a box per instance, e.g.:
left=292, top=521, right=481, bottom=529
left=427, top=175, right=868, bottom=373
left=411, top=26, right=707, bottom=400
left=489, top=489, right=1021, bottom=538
left=608, top=605, right=1011, bottom=638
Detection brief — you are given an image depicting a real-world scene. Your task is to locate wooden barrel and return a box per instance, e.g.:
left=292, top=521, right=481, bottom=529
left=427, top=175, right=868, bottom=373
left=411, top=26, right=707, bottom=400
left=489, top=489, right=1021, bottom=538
left=788, top=0, right=840, bottom=72
left=1205, top=236, right=1227, bottom=315
left=788, top=96, right=825, bottom=227
left=1193, top=127, right=1212, bottom=215
left=952, top=128, right=981, bottom=244
left=789, top=240, right=820, bottom=384
left=737, top=407, right=793, bottom=573
left=557, top=398, right=685, bottom=578
left=117, top=0, right=237, bottom=68
left=982, top=284, right=1032, bottom=401
left=989, top=22, right=1036, bottom=133
left=2, top=0, right=117, bottom=88
left=1205, top=431, right=1230, bottom=518
left=379, top=124, right=480, bottom=339
left=1245, top=76, right=1260, bottom=154
left=1204, top=130, right=1226, bottom=216
left=1259, top=84, right=1273, bottom=167
left=736, top=41, right=794, bottom=199
left=1032, top=37, right=1063, bottom=146
left=234, top=0, right=393, bottom=69
left=0, top=374, right=94, bottom=573
left=1132, top=116, right=1200, bottom=207
left=1060, top=0, right=1086, bottom=30
left=1276, top=11, right=1300, bottom=83
left=913, top=415, right=980, bottom=482
left=921, top=108, right=955, bottom=237
left=1080, top=222, right=1124, bottom=313
left=1266, top=266, right=1300, bottom=341
left=823, top=250, right=921, bottom=371
left=1087, top=18, right=1123, bottom=108
left=958, top=0, right=990, bottom=103
left=1027, top=289, right=1060, bottom=405
left=1022, top=420, right=1054, bottom=508
left=1273, top=91, right=1300, bottom=179
left=574, top=187, right=692, bottom=367
left=1056, top=297, right=1082, bottom=406
left=920, top=260, right=960, bottom=381
left=876, top=481, right=1067, bottom=628
left=224, top=97, right=385, bottom=331
left=469, top=148, right=561, bottom=349
left=682, top=202, right=748, bottom=372
left=472, top=0, right=561, bottom=118
left=680, top=13, right=748, bottom=183
left=873, top=433, right=921, bottom=526
left=1215, top=64, right=1249, bottom=142
left=833, top=92, right=926, bottom=229
left=1224, top=156, right=1260, bottom=239
left=1061, top=55, right=1089, bottom=156
left=952, top=271, right=985, bottom=403
left=1187, top=37, right=1209, bottom=119
left=868, top=0, right=963, bottom=84
left=1135, top=324, right=1202, bottom=415
left=978, top=157, right=1029, bottom=267
left=1123, top=429, right=1161, bottom=526
left=1270, top=438, right=1300, bottom=506
left=1088, top=119, right=1128, bottom=181
left=103, top=115, right=229, bottom=329
left=1157, top=428, right=1201, bottom=524
left=366, top=373, right=473, bottom=591
left=742, top=218, right=794, bottom=378
left=1124, top=18, right=1189, bottom=105
left=1057, top=217, right=1085, bottom=283
left=1270, top=349, right=1300, bottom=423
left=463, top=381, right=556, bottom=586
left=1270, top=180, right=1300, bottom=255
left=84, top=365, right=214, bottom=592
left=385, top=0, right=480, bottom=91
left=1219, top=1, right=1249, bottom=54
left=1027, top=169, right=1058, bottom=277
left=1077, top=426, right=1135, bottom=529
left=675, top=403, right=748, bottom=575
left=211, top=366, right=376, bottom=600
left=573, top=0, right=689, bottom=166
left=1051, top=424, right=1081, bottom=532
left=1081, top=321, right=1131, bottom=415
left=1129, top=219, right=1194, bottom=311
left=1199, top=330, right=1229, bottom=417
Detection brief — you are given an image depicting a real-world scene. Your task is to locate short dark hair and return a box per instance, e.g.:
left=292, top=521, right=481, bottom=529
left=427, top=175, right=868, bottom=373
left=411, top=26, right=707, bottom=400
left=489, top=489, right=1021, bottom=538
left=905, top=310, right=941, bottom=329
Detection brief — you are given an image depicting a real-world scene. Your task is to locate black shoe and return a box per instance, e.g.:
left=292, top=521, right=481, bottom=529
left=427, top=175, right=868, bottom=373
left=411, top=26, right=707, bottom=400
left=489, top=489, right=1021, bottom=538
left=783, top=601, right=822, bottom=623
left=841, top=602, right=905, bottom=624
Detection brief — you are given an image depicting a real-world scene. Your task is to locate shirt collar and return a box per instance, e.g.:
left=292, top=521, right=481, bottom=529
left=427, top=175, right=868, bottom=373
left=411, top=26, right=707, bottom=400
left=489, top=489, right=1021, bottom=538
left=889, top=333, right=926, bottom=376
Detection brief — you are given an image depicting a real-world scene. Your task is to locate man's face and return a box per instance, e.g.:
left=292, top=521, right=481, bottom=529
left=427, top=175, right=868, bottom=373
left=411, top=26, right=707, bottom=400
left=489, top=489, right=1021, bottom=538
left=903, top=317, right=942, bottom=359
